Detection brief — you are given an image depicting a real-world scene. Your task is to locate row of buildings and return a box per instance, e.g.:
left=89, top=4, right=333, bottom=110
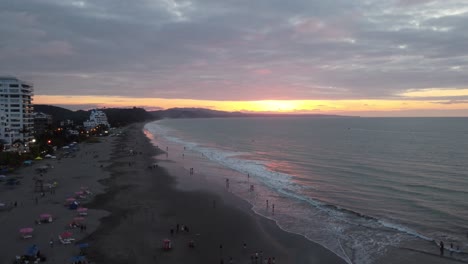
left=0, top=76, right=110, bottom=151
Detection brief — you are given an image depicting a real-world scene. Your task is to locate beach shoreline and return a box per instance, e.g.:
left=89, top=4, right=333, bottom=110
left=2, top=122, right=465, bottom=264
left=82, top=123, right=346, bottom=263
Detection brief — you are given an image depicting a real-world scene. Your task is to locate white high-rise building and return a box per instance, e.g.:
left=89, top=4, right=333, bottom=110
left=83, top=109, right=110, bottom=130
left=0, top=76, right=34, bottom=149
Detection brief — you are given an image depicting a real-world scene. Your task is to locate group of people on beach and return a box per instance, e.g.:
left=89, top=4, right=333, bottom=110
left=439, top=240, right=461, bottom=256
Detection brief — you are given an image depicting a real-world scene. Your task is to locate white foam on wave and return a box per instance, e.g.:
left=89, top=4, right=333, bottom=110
left=378, top=220, right=433, bottom=241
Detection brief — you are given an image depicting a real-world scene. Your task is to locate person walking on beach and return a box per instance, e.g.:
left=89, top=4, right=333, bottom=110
left=440, top=241, right=445, bottom=256
left=272, top=204, right=275, bottom=215
left=49, top=239, right=54, bottom=247
left=226, top=178, right=230, bottom=189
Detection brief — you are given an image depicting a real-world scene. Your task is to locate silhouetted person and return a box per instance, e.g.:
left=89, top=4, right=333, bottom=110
left=440, top=241, right=444, bottom=256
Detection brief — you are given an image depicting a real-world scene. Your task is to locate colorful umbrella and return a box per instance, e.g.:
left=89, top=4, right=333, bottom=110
left=60, top=231, right=73, bottom=239
left=19, top=228, right=34, bottom=234
left=77, top=207, right=88, bottom=212
left=40, top=213, right=52, bottom=219
left=75, top=191, right=84, bottom=195
left=73, top=217, right=85, bottom=222
left=66, top=198, right=76, bottom=202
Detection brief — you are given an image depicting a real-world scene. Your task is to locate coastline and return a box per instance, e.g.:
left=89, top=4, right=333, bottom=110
left=3, top=122, right=465, bottom=263
left=84, top=123, right=346, bottom=263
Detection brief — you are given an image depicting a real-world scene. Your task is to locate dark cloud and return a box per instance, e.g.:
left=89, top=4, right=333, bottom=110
left=1, top=0, right=467, bottom=101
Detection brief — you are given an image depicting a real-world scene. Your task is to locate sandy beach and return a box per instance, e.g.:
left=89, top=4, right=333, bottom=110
left=0, top=135, right=113, bottom=263
left=82, top=123, right=346, bottom=264
left=2, top=122, right=466, bottom=264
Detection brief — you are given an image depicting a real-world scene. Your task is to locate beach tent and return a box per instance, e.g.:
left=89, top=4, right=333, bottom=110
left=26, top=245, right=39, bottom=257
left=45, top=154, right=52, bottom=158
left=39, top=213, right=53, bottom=223
left=69, top=201, right=79, bottom=210
left=34, top=156, right=43, bottom=160
left=23, top=160, right=33, bottom=165
left=162, top=239, right=172, bottom=250
left=19, top=228, right=34, bottom=239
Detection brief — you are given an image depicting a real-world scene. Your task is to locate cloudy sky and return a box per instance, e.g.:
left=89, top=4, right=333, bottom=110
left=1, top=0, right=468, bottom=115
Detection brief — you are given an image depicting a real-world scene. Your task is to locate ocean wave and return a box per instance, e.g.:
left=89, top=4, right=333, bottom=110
left=144, top=120, right=458, bottom=264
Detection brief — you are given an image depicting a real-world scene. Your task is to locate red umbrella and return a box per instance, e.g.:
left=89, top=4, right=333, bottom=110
left=77, top=207, right=88, bottom=212
left=73, top=217, right=85, bottom=222
left=75, top=191, right=84, bottom=195
left=66, top=198, right=76, bottom=202
left=19, top=228, right=34, bottom=234
left=60, top=231, right=73, bottom=239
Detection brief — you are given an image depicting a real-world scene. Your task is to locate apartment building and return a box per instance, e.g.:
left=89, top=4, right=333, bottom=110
left=0, top=76, right=34, bottom=149
left=83, top=109, right=110, bottom=131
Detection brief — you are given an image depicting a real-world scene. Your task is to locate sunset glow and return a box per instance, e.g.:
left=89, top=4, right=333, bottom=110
left=34, top=95, right=468, bottom=116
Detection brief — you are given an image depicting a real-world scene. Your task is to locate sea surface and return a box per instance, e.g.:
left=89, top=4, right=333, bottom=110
left=144, top=117, right=468, bottom=264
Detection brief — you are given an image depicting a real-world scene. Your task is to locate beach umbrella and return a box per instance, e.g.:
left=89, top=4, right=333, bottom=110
left=19, top=227, right=34, bottom=234
left=26, top=245, right=38, bottom=256
left=60, top=231, right=73, bottom=239
left=75, top=191, right=84, bottom=195
left=73, top=217, right=85, bottom=222
left=77, top=207, right=88, bottom=213
left=34, top=156, right=43, bottom=160
left=77, top=243, right=89, bottom=248
left=40, top=213, right=52, bottom=219
left=66, top=197, right=76, bottom=203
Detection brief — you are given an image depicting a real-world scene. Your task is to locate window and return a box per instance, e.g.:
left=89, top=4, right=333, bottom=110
left=9, top=84, right=19, bottom=87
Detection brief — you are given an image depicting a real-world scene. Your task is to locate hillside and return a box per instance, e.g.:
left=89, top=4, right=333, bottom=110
left=150, top=108, right=247, bottom=119
left=34, top=105, right=154, bottom=126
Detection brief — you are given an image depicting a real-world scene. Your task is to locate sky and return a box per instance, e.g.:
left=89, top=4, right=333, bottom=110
left=1, top=0, right=468, bottom=116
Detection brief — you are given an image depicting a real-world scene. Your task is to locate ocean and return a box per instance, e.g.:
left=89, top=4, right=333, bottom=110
left=144, top=117, right=468, bottom=264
